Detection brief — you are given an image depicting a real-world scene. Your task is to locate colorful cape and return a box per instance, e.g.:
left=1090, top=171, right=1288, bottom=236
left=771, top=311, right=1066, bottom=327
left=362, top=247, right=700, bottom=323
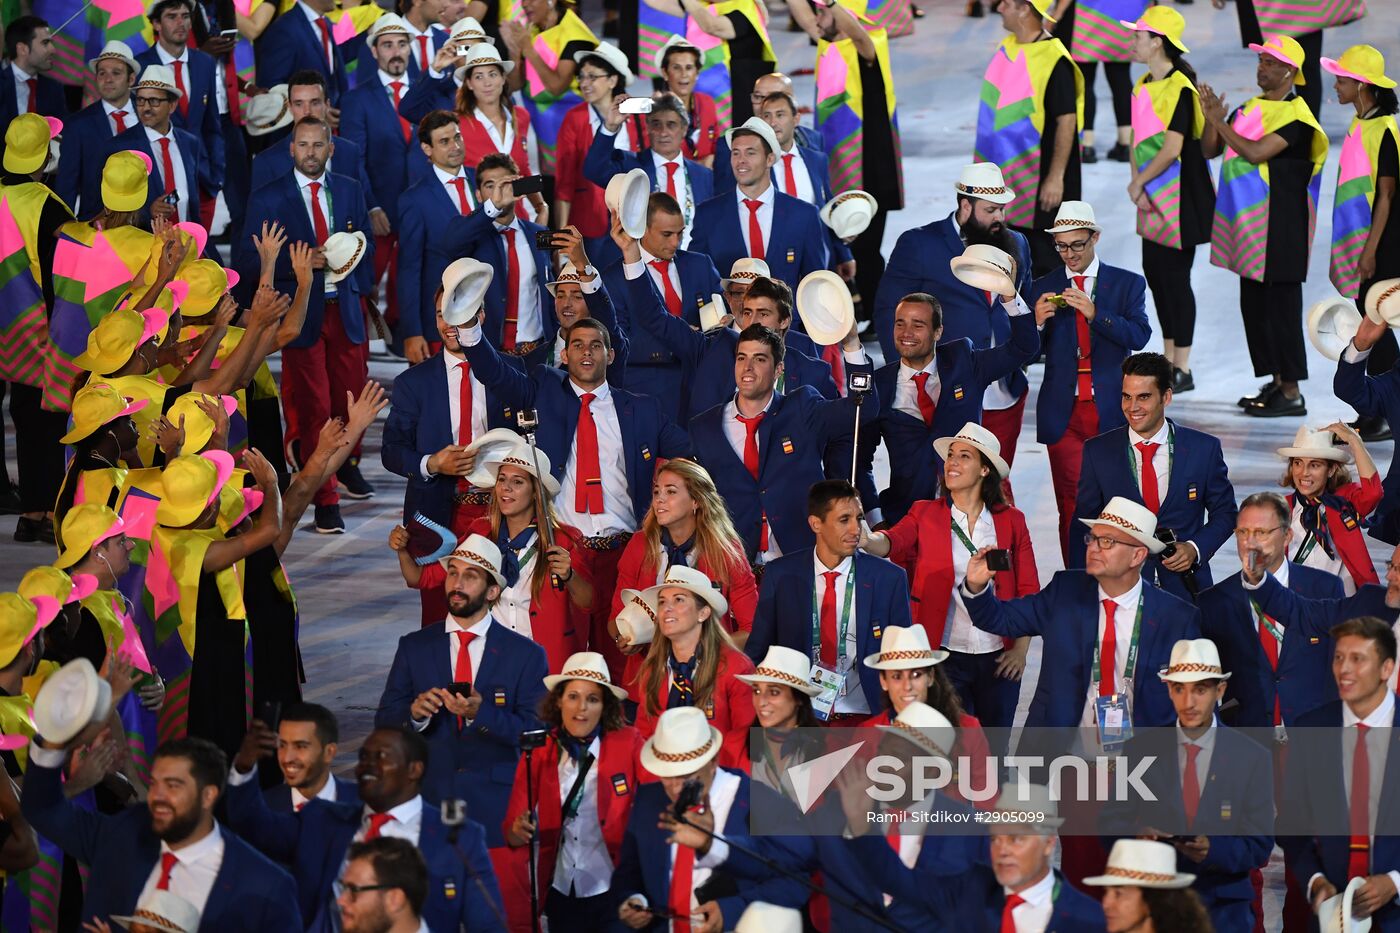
left=1069, top=0, right=1149, bottom=64
left=1330, top=114, right=1400, bottom=298
left=521, top=9, right=598, bottom=174
left=1130, top=69, right=1203, bottom=249
left=0, top=184, right=73, bottom=392
left=816, top=1, right=900, bottom=196
left=638, top=3, right=734, bottom=127
left=32, top=0, right=153, bottom=89
left=1254, top=0, right=1366, bottom=34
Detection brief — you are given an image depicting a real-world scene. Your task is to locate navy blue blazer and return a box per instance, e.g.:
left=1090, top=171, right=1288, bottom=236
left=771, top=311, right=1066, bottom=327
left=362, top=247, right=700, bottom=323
left=874, top=214, right=1033, bottom=395
left=394, top=169, right=485, bottom=341
left=455, top=208, right=557, bottom=356
left=255, top=8, right=349, bottom=103
left=225, top=779, right=503, bottom=932
left=248, top=134, right=378, bottom=213
left=263, top=774, right=361, bottom=813
left=602, top=249, right=722, bottom=418
left=100, top=123, right=209, bottom=226
left=461, top=330, right=692, bottom=525
left=397, top=71, right=457, bottom=127
left=689, top=380, right=876, bottom=560
left=746, top=549, right=912, bottom=711
left=1248, top=574, right=1398, bottom=644
left=1071, top=420, right=1238, bottom=601
left=965, top=571, right=1201, bottom=748
left=1030, top=262, right=1152, bottom=446
left=580, top=128, right=714, bottom=207
left=21, top=759, right=301, bottom=930
left=1335, top=353, right=1400, bottom=544
left=339, top=78, right=422, bottom=227
left=1199, top=565, right=1342, bottom=729
left=875, top=862, right=1104, bottom=933
left=375, top=617, right=548, bottom=849
left=235, top=170, right=374, bottom=348
left=688, top=189, right=827, bottom=296
left=380, top=351, right=512, bottom=527
left=608, top=772, right=809, bottom=930
left=1103, top=724, right=1274, bottom=910
left=55, top=100, right=120, bottom=218
left=1279, top=699, right=1400, bottom=930
left=134, top=47, right=225, bottom=191
left=857, top=315, right=1041, bottom=525
left=0, top=64, right=68, bottom=167
left=354, top=24, right=448, bottom=83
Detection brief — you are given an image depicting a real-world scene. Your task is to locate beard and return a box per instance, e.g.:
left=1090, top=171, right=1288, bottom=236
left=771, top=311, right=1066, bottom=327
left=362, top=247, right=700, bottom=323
left=962, top=216, right=1018, bottom=255
left=151, top=802, right=202, bottom=844
left=447, top=588, right=489, bottom=619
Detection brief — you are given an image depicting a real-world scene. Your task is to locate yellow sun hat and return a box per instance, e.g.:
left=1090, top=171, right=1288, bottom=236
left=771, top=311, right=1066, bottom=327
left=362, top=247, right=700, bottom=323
left=54, top=505, right=127, bottom=570
left=73, top=308, right=171, bottom=376
left=1248, top=34, right=1307, bottom=85
left=1321, top=44, right=1396, bottom=90
left=102, top=150, right=155, bottom=212
left=165, top=392, right=238, bottom=455
left=155, top=451, right=236, bottom=528
left=60, top=383, right=150, bottom=445
left=1120, top=6, right=1189, bottom=54
left=18, top=567, right=98, bottom=606
left=3, top=113, right=62, bottom=175
left=0, top=593, right=61, bottom=668
left=178, top=260, right=240, bottom=318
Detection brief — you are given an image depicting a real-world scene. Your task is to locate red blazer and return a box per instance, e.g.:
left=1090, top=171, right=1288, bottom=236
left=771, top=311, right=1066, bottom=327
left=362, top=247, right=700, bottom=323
left=460, top=106, right=533, bottom=187
left=1287, top=473, right=1383, bottom=588
left=857, top=709, right=996, bottom=810
left=414, top=518, right=591, bottom=673
left=884, top=499, right=1040, bottom=649
left=501, top=726, right=644, bottom=894
left=554, top=103, right=644, bottom=238
left=633, top=644, right=756, bottom=774
left=611, top=534, right=759, bottom=702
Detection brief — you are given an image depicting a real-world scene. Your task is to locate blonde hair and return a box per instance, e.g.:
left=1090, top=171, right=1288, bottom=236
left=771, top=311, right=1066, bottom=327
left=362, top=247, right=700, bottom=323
left=642, top=459, right=745, bottom=590
left=638, top=590, right=735, bottom=717
left=488, top=466, right=562, bottom=599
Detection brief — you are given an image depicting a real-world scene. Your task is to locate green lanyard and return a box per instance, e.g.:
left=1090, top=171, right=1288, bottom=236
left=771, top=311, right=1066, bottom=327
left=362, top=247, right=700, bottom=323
left=811, top=565, right=857, bottom=665
left=1090, top=597, right=1144, bottom=689
left=1127, top=423, right=1175, bottom=491
left=1292, top=505, right=1326, bottom=564
left=950, top=512, right=980, bottom=556
left=1251, top=600, right=1285, bottom=644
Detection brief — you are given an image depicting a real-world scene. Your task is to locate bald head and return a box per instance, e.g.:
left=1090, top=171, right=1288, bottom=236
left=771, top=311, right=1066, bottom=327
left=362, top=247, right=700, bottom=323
left=750, top=72, right=794, bottom=111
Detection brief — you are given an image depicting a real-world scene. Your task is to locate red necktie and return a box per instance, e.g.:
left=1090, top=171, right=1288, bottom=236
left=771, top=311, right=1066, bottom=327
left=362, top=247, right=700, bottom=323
left=456, top=360, right=474, bottom=490
left=912, top=371, right=935, bottom=426
left=155, top=851, right=178, bottom=890
left=885, top=818, right=902, bottom=854
left=1000, top=893, right=1024, bottom=933
left=1182, top=743, right=1202, bottom=827
left=158, top=137, right=177, bottom=196
left=668, top=844, right=695, bottom=933
left=664, top=161, right=678, bottom=199
left=1073, top=274, right=1093, bottom=401
left=454, top=629, right=476, bottom=727
left=1136, top=442, right=1161, bottom=512
left=575, top=393, right=604, bottom=514
left=1258, top=611, right=1283, bottom=725
left=650, top=260, right=683, bottom=316
left=112, top=109, right=128, bottom=132
left=1349, top=723, right=1372, bottom=880
left=1099, top=599, right=1117, bottom=697
left=819, top=569, right=839, bottom=666
left=25, top=78, right=37, bottom=113
left=737, top=412, right=767, bottom=550
left=417, top=35, right=430, bottom=70
left=501, top=228, right=520, bottom=349
left=364, top=812, right=395, bottom=840
left=743, top=199, right=765, bottom=260
left=316, top=17, right=333, bottom=67
left=295, top=799, right=307, bottom=812
left=308, top=180, right=329, bottom=244
left=390, top=81, right=412, bottom=143
left=450, top=176, right=470, bottom=215
left=821, top=344, right=846, bottom=394
left=782, top=153, right=797, bottom=196
left=172, top=61, right=189, bottom=119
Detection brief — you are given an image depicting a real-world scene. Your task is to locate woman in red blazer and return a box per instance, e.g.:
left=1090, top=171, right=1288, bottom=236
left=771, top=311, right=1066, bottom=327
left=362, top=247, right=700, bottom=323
left=553, top=44, right=645, bottom=240
left=453, top=46, right=545, bottom=221
left=631, top=565, right=756, bottom=773
left=390, top=445, right=593, bottom=674
left=610, top=458, right=758, bottom=702
left=1277, top=422, right=1382, bottom=594
left=503, top=652, right=643, bottom=933
left=654, top=40, right=720, bottom=164
left=863, top=423, right=1037, bottom=741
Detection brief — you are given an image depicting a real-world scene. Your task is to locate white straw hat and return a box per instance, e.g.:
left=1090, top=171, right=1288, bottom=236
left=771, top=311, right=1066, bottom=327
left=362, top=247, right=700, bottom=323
left=736, top=645, right=822, bottom=696
left=614, top=587, right=658, bottom=646
left=455, top=42, right=515, bottom=82
left=877, top=701, right=956, bottom=759
left=654, top=35, right=702, bottom=74
left=134, top=63, right=183, bottom=100
left=546, top=261, right=582, bottom=297
left=437, top=533, right=508, bottom=588
left=950, top=244, right=1017, bottom=296
left=461, top=427, right=523, bottom=488
left=32, top=658, right=113, bottom=746
left=862, top=625, right=949, bottom=670
left=448, top=16, right=487, bottom=43
left=1044, top=200, right=1101, bottom=235
left=367, top=12, right=411, bottom=44
left=1307, top=296, right=1363, bottom=362
left=1158, top=638, right=1232, bottom=683
left=795, top=270, right=854, bottom=346
left=735, top=903, right=802, bottom=933
left=543, top=651, right=628, bottom=699
left=605, top=168, right=650, bottom=239
left=953, top=163, right=1015, bottom=205
left=698, top=293, right=726, bottom=333
left=1083, top=839, right=1196, bottom=888
left=244, top=85, right=293, bottom=137
left=1079, top=496, right=1165, bottom=554
left=1364, top=278, right=1400, bottom=327
left=1276, top=425, right=1350, bottom=464
left=932, top=422, right=1010, bottom=480
left=722, top=258, right=770, bottom=285
left=642, top=565, right=729, bottom=621
left=724, top=117, right=780, bottom=158
left=640, top=706, right=723, bottom=777
left=992, top=782, right=1065, bottom=829
left=88, top=40, right=139, bottom=75
left=324, top=231, right=368, bottom=285
left=441, top=257, right=494, bottom=326
left=112, top=891, right=201, bottom=933
left=574, top=41, right=634, bottom=85
left=481, top=440, right=561, bottom=497
left=819, top=190, right=877, bottom=242
left=1318, top=876, right=1373, bottom=933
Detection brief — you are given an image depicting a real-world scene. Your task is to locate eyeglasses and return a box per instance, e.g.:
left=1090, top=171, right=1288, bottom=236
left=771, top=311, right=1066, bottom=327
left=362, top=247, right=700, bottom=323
left=1233, top=527, right=1284, bottom=542
left=134, top=96, right=170, bottom=108
left=1083, top=533, right=1140, bottom=551
left=339, top=882, right=395, bottom=899
left=576, top=72, right=609, bottom=84
left=1052, top=238, right=1093, bottom=254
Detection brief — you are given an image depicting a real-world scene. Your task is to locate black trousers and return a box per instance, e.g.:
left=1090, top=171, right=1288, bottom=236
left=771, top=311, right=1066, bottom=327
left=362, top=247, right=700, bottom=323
left=546, top=886, right=613, bottom=933
left=0, top=382, right=11, bottom=491
left=1241, top=278, right=1307, bottom=381
left=852, top=204, right=890, bottom=324
left=942, top=650, right=1019, bottom=757
left=1142, top=239, right=1198, bottom=347
left=1079, top=60, right=1133, bottom=131
left=9, top=381, right=67, bottom=513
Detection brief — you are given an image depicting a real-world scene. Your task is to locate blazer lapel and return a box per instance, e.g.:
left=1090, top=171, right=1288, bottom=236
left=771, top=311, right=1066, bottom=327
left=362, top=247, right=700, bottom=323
left=437, top=627, right=454, bottom=686
left=756, top=393, right=783, bottom=478
left=854, top=555, right=877, bottom=656
left=615, top=393, right=639, bottom=506
left=1159, top=420, right=1186, bottom=512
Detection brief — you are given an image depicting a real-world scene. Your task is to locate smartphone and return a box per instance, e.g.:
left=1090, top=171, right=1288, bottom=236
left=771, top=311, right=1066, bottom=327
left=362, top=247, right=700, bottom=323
left=256, top=700, right=282, bottom=731
left=219, top=28, right=239, bottom=38
left=1047, top=294, right=1069, bottom=307
left=985, top=549, right=1012, bottom=572
left=619, top=96, right=654, bottom=115
left=163, top=191, right=180, bottom=205
left=448, top=681, right=473, bottom=697
left=535, top=230, right=561, bottom=250
left=511, top=174, right=546, bottom=197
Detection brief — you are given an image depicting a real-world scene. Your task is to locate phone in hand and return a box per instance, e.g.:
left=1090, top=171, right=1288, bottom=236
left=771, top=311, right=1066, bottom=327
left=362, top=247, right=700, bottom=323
left=256, top=700, right=282, bottom=731
left=219, top=28, right=239, bottom=38
left=619, top=96, right=654, bottom=115
left=535, top=230, right=562, bottom=250
left=448, top=681, right=473, bottom=698
left=511, top=174, right=546, bottom=197
left=985, top=549, right=1012, bottom=572
left=1046, top=294, right=1069, bottom=307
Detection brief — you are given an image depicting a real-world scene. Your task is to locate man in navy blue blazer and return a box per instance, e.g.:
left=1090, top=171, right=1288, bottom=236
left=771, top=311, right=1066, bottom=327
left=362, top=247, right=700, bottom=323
left=1335, top=315, right=1400, bottom=545
left=55, top=42, right=138, bottom=217
left=256, top=0, right=349, bottom=103
left=1275, top=616, right=1400, bottom=930
left=1072, top=352, right=1238, bottom=603
left=22, top=735, right=302, bottom=930
left=227, top=724, right=505, bottom=931
left=102, top=65, right=210, bottom=228
left=857, top=289, right=1040, bottom=527
left=376, top=535, right=547, bottom=856
left=688, top=118, right=828, bottom=296
left=236, top=115, right=374, bottom=533
left=710, top=72, right=825, bottom=193
left=1101, top=639, right=1274, bottom=931
left=137, top=0, right=226, bottom=205
left=354, top=0, right=448, bottom=82
left=964, top=496, right=1201, bottom=758
left=253, top=702, right=360, bottom=812
left=1239, top=540, right=1400, bottom=652
left=601, top=191, right=722, bottom=417
left=0, top=18, right=69, bottom=169
left=747, top=480, right=912, bottom=718
left=1029, top=203, right=1151, bottom=559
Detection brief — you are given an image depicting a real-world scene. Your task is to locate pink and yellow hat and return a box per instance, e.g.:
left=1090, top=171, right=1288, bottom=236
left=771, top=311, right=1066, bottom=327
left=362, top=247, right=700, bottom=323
left=1248, top=34, right=1306, bottom=85
left=155, top=451, right=236, bottom=527
left=73, top=308, right=172, bottom=375
left=1321, top=44, right=1396, bottom=90
left=55, top=505, right=127, bottom=570
left=0, top=593, right=61, bottom=667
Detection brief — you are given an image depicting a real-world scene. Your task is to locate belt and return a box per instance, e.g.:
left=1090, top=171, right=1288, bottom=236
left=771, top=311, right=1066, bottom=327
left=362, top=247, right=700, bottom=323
left=453, top=490, right=492, bottom=506
left=325, top=297, right=340, bottom=306
left=580, top=532, right=632, bottom=552
left=502, top=338, right=544, bottom=358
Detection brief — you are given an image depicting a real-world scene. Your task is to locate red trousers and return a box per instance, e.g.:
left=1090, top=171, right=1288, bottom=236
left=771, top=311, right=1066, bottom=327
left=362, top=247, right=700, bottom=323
left=1047, top=399, right=1101, bottom=563
left=280, top=302, right=368, bottom=506
left=980, top=390, right=1027, bottom=504
left=578, top=544, right=627, bottom=681
left=373, top=232, right=399, bottom=331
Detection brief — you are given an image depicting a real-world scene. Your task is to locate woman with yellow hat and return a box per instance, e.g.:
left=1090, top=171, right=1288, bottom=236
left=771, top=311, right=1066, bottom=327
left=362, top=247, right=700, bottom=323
left=1122, top=6, right=1215, bottom=394
left=0, top=592, right=63, bottom=770
left=52, top=383, right=149, bottom=545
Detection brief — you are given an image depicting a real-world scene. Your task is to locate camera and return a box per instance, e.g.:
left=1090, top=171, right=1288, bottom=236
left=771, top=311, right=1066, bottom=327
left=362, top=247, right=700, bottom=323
left=848, top=372, right=872, bottom=394
left=1155, top=527, right=1178, bottom=559
left=535, top=230, right=562, bottom=251
left=520, top=728, right=549, bottom=751
left=516, top=409, right=540, bottom=432
left=985, top=548, right=1012, bottom=572
left=672, top=777, right=704, bottom=818
left=619, top=97, right=654, bottom=115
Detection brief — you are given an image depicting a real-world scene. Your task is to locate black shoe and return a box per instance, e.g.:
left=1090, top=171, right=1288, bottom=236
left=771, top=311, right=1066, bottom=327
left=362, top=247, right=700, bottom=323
left=1172, top=368, right=1195, bottom=393
left=1351, top=414, right=1393, bottom=443
left=1106, top=142, right=1131, bottom=162
left=1238, top=382, right=1277, bottom=409
left=1081, top=145, right=1098, bottom=164
left=1245, top=390, right=1306, bottom=418
left=911, top=3, right=925, bottom=16
left=314, top=504, right=345, bottom=535
left=14, top=516, right=54, bottom=544
left=0, top=487, right=21, bottom=516
left=336, top=459, right=375, bottom=500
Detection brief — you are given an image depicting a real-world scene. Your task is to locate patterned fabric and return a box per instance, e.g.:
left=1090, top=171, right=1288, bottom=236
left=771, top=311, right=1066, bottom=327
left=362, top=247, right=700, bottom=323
left=1130, top=70, right=1203, bottom=249
left=1330, top=115, right=1400, bottom=298
left=816, top=11, right=901, bottom=195
left=0, top=188, right=53, bottom=390
left=520, top=9, right=598, bottom=174
left=638, top=6, right=733, bottom=127
left=1068, top=0, right=1148, bottom=63
left=1254, top=0, right=1366, bottom=35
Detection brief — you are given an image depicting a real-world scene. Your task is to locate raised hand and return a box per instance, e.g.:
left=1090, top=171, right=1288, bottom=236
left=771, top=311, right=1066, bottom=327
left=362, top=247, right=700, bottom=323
left=290, top=240, right=315, bottom=287
left=346, top=381, right=389, bottom=436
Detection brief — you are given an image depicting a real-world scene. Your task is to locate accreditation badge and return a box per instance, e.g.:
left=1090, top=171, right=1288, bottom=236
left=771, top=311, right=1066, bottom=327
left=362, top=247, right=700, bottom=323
left=1095, top=688, right=1133, bottom=753
left=809, top=664, right=844, bottom=721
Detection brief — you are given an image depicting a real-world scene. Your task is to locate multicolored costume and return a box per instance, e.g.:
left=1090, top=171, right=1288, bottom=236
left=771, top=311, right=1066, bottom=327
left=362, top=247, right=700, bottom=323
left=1330, top=114, right=1400, bottom=299
left=519, top=9, right=598, bottom=174
left=1130, top=69, right=1204, bottom=249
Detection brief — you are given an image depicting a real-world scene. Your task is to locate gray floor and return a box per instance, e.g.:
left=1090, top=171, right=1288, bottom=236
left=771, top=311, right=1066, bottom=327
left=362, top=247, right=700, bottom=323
left=2, top=4, right=1397, bottom=926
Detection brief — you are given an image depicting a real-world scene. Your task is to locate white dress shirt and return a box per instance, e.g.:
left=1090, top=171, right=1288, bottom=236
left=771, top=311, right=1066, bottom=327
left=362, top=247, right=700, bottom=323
left=1289, top=500, right=1354, bottom=594
left=1004, top=867, right=1056, bottom=933
left=294, top=168, right=336, bottom=293
left=494, top=529, right=537, bottom=638
left=1080, top=578, right=1144, bottom=727
left=1063, top=256, right=1100, bottom=296
left=494, top=219, right=544, bottom=343
left=775, top=143, right=814, bottom=205
left=154, top=44, right=191, bottom=101
left=290, top=774, right=340, bottom=811
left=380, top=68, right=412, bottom=110
left=735, top=182, right=775, bottom=258
left=103, top=98, right=133, bottom=136
left=558, top=380, right=634, bottom=536
left=553, top=735, right=613, bottom=897
left=894, top=359, right=940, bottom=422
left=944, top=505, right=1004, bottom=654
left=634, top=245, right=684, bottom=306
left=651, top=150, right=694, bottom=245
left=980, top=293, right=1034, bottom=411
left=404, top=20, right=432, bottom=71
left=147, top=124, right=193, bottom=223
left=477, top=105, right=518, bottom=159
left=813, top=551, right=870, bottom=715
left=354, top=795, right=425, bottom=845
left=1176, top=717, right=1217, bottom=799
left=1130, top=420, right=1171, bottom=506
left=10, top=63, right=35, bottom=116
left=418, top=347, right=490, bottom=481
left=722, top=393, right=782, bottom=562
left=139, top=824, right=226, bottom=915
left=434, top=162, right=475, bottom=214
left=1316, top=690, right=1400, bottom=901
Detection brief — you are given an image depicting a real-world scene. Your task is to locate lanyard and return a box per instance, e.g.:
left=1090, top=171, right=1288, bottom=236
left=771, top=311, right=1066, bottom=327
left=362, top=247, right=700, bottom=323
left=1251, top=600, right=1285, bottom=643
left=1292, top=505, right=1326, bottom=564
left=1127, top=423, right=1174, bottom=490
left=1090, top=597, right=1144, bottom=689
left=811, top=565, right=857, bottom=665
left=950, top=512, right=980, bottom=556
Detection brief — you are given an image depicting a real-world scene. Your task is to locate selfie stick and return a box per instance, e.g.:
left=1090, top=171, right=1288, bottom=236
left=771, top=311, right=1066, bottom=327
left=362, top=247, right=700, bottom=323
left=524, top=744, right=541, bottom=933
left=439, top=800, right=513, bottom=932
left=516, top=410, right=563, bottom=591
left=848, top=373, right=870, bottom=486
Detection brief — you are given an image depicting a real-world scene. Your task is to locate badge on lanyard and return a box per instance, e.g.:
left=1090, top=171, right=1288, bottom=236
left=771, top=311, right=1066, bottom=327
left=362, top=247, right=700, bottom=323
left=809, top=664, right=844, bottom=721
left=1095, top=691, right=1132, bottom=752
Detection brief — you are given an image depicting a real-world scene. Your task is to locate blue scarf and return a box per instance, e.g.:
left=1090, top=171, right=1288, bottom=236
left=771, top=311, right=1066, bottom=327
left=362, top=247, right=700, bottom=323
left=557, top=724, right=601, bottom=762
left=496, top=523, right=536, bottom=588
left=661, top=528, right=695, bottom=572
left=667, top=650, right=699, bottom=710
